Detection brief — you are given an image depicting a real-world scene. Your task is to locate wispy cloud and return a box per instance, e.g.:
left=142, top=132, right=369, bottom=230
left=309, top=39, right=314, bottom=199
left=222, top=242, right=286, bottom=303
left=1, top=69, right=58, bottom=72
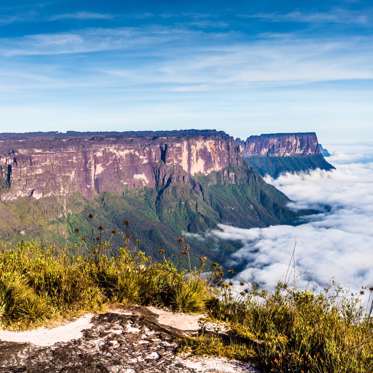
left=0, top=27, right=216, bottom=57
left=246, top=9, right=371, bottom=26
left=0, top=23, right=373, bottom=136
left=1, top=26, right=373, bottom=84
left=0, top=13, right=35, bottom=25
left=49, top=11, right=114, bottom=21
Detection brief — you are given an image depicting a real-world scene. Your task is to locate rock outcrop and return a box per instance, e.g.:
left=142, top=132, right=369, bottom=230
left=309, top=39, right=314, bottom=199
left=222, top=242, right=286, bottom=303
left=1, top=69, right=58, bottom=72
left=0, top=307, right=257, bottom=373
left=245, top=132, right=321, bottom=157
left=244, top=132, right=334, bottom=177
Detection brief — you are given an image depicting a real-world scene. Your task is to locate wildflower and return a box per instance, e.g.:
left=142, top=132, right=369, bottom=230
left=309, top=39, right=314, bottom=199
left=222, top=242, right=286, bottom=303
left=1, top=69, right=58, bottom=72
left=98, top=225, right=103, bottom=231
left=88, top=213, right=93, bottom=219
left=111, top=229, right=117, bottom=235
left=123, top=219, right=129, bottom=227
left=74, top=228, right=80, bottom=234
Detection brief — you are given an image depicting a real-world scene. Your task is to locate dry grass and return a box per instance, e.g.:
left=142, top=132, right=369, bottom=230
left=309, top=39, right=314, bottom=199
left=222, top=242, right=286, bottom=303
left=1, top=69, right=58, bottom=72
left=182, top=282, right=373, bottom=373
left=0, top=242, right=210, bottom=329
left=0, top=241, right=371, bottom=372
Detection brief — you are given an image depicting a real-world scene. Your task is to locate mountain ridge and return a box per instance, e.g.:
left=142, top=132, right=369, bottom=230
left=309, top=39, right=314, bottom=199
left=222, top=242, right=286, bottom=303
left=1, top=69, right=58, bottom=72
left=0, top=130, right=332, bottom=260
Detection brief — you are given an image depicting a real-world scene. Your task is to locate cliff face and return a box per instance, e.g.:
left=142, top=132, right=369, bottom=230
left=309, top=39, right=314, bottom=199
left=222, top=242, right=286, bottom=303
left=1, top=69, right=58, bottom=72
left=0, top=130, right=329, bottom=258
left=244, top=132, right=334, bottom=177
left=0, top=131, right=240, bottom=201
left=244, top=132, right=321, bottom=157
left=0, top=130, right=334, bottom=200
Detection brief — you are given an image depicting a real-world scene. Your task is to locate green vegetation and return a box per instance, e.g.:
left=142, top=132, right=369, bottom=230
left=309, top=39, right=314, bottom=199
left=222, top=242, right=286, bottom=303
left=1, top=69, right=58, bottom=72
left=183, top=283, right=373, bottom=373
left=0, top=165, right=297, bottom=263
left=0, top=239, right=371, bottom=372
left=246, top=155, right=335, bottom=178
left=0, top=242, right=210, bottom=329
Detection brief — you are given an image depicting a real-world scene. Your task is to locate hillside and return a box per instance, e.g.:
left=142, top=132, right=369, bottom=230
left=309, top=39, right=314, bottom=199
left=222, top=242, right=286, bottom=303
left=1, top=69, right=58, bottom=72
left=0, top=130, right=331, bottom=261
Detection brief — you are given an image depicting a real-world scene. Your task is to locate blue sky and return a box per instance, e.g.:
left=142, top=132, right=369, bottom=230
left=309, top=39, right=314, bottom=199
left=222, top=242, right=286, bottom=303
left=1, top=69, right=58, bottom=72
left=0, top=0, right=372, bottom=141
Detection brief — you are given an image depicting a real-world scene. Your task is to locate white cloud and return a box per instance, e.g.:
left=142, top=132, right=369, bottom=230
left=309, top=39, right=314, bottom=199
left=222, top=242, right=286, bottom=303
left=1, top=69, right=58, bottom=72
left=246, top=9, right=371, bottom=26
left=0, top=27, right=213, bottom=57
left=210, top=144, right=373, bottom=294
left=0, top=27, right=373, bottom=137
left=49, top=12, right=114, bottom=21
left=0, top=15, right=25, bottom=25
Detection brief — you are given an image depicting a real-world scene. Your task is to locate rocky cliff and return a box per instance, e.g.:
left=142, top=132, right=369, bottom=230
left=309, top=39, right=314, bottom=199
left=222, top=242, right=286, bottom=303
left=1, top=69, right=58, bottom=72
left=0, top=130, right=240, bottom=201
left=244, top=132, right=334, bottom=177
left=245, top=132, right=321, bottom=157
left=0, top=130, right=328, bottom=261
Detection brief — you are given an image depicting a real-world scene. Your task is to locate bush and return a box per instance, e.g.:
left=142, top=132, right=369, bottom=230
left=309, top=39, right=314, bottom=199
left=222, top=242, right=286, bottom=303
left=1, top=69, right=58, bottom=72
left=0, top=272, right=51, bottom=327
left=0, top=242, right=210, bottom=329
left=183, top=283, right=373, bottom=373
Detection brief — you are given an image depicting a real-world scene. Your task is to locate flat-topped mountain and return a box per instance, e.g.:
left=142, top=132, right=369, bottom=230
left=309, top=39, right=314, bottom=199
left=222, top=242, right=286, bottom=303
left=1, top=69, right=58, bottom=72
left=244, top=132, right=334, bottom=177
left=0, top=130, right=333, bottom=261
left=0, top=130, right=239, bottom=200
left=0, top=130, right=332, bottom=199
left=245, top=132, right=321, bottom=157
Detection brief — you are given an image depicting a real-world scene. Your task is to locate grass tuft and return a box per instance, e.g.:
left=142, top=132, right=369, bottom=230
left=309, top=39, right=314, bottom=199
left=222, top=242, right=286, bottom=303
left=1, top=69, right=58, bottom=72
left=182, top=283, right=373, bottom=373
left=0, top=242, right=210, bottom=329
left=0, top=241, right=371, bottom=373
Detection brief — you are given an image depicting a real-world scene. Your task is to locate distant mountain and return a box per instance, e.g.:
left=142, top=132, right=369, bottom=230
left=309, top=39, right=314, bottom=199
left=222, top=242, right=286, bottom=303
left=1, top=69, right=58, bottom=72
left=0, top=130, right=331, bottom=262
left=244, top=132, right=335, bottom=178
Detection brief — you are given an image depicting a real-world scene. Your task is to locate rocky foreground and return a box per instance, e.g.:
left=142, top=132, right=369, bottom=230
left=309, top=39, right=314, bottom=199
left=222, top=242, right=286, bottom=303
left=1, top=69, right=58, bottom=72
left=0, top=307, right=257, bottom=373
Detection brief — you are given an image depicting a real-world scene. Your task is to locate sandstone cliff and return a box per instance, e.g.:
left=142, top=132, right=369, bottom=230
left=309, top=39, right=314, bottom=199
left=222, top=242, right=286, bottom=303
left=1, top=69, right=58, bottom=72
left=244, top=132, right=334, bottom=177
left=0, top=130, right=328, bottom=259
left=0, top=130, right=240, bottom=201
left=0, top=131, right=333, bottom=200
left=245, top=132, right=321, bottom=157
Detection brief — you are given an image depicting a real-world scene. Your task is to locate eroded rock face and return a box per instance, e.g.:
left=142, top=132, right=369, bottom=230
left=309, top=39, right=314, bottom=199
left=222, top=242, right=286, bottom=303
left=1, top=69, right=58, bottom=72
left=0, top=131, right=240, bottom=201
left=0, top=130, right=331, bottom=201
left=245, top=132, right=321, bottom=157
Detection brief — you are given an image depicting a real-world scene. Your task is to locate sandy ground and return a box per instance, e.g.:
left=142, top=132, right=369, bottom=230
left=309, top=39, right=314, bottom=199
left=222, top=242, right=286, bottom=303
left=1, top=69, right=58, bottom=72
left=0, top=306, right=204, bottom=347
left=177, top=356, right=257, bottom=373
left=147, top=306, right=205, bottom=331
left=0, top=313, right=94, bottom=347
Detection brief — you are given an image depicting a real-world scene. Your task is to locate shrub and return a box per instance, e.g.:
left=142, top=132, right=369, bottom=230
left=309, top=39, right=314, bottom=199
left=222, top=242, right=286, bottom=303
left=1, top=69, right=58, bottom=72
left=184, top=283, right=373, bottom=373
left=0, top=271, right=51, bottom=327
left=0, top=242, right=210, bottom=329
left=174, top=274, right=211, bottom=312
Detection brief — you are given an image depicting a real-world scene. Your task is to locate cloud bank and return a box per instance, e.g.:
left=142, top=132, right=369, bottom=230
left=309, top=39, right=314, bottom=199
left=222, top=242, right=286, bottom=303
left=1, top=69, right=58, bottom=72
left=1, top=26, right=373, bottom=139
left=211, top=144, right=373, bottom=293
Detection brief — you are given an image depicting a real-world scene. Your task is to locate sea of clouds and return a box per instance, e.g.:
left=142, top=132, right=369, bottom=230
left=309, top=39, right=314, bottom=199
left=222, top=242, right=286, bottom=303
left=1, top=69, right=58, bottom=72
left=211, top=143, right=373, bottom=294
